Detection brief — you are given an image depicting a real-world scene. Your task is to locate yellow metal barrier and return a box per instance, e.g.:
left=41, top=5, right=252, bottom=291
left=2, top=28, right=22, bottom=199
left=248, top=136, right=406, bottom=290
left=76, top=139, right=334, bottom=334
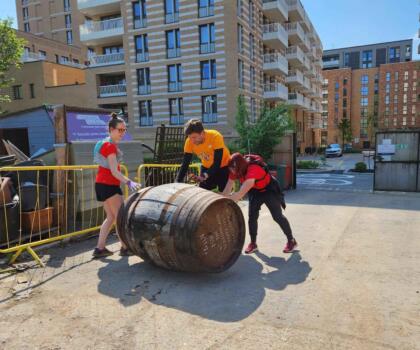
left=137, top=163, right=201, bottom=187
left=0, top=164, right=129, bottom=267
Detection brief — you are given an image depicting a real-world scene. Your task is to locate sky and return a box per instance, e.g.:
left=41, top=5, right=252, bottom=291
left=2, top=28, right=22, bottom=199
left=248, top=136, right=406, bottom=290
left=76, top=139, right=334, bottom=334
left=1, top=0, right=419, bottom=59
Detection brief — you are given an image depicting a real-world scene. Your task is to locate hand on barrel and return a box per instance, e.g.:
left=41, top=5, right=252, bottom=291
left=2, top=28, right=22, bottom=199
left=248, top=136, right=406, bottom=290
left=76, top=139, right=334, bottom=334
left=188, top=173, right=206, bottom=183
left=127, top=180, right=141, bottom=191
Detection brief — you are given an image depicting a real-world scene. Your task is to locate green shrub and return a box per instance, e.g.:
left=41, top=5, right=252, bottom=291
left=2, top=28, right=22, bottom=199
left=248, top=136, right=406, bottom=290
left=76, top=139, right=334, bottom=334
left=354, top=162, right=367, bottom=172
left=297, top=160, right=320, bottom=169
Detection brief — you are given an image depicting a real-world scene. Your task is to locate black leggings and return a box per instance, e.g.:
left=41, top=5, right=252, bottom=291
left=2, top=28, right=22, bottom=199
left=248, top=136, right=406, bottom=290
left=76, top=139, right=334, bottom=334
left=248, top=189, right=293, bottom=243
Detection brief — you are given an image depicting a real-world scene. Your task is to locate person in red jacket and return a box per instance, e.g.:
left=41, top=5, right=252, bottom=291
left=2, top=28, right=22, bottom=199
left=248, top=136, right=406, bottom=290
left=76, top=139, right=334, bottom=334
left=222, top=153, right=297, bottom=254
left=93, top=113, right=140, bottom=258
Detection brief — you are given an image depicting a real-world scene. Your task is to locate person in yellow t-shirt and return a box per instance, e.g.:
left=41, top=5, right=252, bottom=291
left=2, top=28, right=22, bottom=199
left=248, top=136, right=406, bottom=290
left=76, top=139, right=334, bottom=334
left=175, top=119, right=231, bottom=191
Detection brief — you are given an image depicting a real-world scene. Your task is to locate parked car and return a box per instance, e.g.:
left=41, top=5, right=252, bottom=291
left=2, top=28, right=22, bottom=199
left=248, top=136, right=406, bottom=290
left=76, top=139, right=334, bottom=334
left=325, top=144, right=343, bottom=157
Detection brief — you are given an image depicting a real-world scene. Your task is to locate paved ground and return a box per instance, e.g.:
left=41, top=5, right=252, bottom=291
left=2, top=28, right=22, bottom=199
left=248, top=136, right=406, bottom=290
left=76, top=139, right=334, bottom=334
left=297, top=172, right=373, bottom=192
left=0, top=189, right=419, bottom=350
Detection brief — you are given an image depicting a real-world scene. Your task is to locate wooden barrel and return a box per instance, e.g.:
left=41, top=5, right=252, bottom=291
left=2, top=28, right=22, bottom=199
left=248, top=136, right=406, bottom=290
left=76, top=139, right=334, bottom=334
left=117, top=183, right=245, bottom=273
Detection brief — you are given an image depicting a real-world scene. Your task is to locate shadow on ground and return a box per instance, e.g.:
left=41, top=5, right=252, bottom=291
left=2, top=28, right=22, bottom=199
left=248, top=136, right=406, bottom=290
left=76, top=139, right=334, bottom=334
left=97, top=251, right=311, bottom=322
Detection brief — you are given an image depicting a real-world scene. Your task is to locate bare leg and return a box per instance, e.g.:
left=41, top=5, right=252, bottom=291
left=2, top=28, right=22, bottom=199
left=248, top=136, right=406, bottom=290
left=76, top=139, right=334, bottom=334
left=106, top=194, right=126, bottom=249
left=96, top=200, right=115, bottom=250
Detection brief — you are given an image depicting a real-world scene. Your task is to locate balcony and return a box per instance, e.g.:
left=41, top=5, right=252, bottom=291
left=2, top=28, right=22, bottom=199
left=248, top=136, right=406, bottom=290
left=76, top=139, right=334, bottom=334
left=167, top=48, right=181, bottom=59
left=263, top=82, right=288, bottom=101
left=77, top=0, right=120, bottom=17
left=263, top=23, right=288, bottom=51
left=198, top=6, right=215, bottom=18
left=80, top=17, right=123, bottom=45
left=59, top=59, right=86, bottom=69
left=286, top=45, right=310, bottom=70
left=285, top=22, right=310, bottom=51
left=168, top=82, right=182, bottom=92
left=286, top=69, right=310, bottom=91
left=165, top=12, right=179, bottom=24
left=98, top=83, right=126, bottom=97
left=286, top=0, right=310, bottom=31
left=201, top=79, right=217, bottom=89
left=138, top=84, right=151, bottom=95
left=21, top=52, right=46, bottom=63
left=200, top=43, right=216, bottom=54
left=89, top=52, right=124, bottom=67
left=263, top=53, right=288, bottom=75
left=262, top=0, right=288, bottom=22
left=288, top=92, right=307, bottom=109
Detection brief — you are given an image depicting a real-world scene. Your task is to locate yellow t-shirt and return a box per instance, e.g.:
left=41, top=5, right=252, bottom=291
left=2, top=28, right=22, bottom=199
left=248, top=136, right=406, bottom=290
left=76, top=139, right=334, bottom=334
left=184, top=129, right=230, bottom=169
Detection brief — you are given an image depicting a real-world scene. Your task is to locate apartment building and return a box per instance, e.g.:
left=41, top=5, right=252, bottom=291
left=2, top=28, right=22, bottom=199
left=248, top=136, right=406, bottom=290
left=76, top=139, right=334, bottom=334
left=321, top=60, right=419, bottom=149
left=16, top=0, right=86, bottom=56
left=76, top=0, right=323, bottom=149
left=323, top=40, right=412, bottom=71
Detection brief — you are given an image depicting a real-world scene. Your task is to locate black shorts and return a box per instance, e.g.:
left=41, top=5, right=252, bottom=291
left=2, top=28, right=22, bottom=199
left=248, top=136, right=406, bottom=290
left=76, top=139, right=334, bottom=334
left=199, top=166, right=230, bottom=192
left=95, top=183, right=123, bottom=202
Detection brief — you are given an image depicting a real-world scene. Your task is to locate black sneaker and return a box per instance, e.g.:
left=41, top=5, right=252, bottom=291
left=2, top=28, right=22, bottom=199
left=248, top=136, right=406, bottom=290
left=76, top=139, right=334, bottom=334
left=92, top=248, right=113, bottom=258
left=119, top=247, right=133, bottom=256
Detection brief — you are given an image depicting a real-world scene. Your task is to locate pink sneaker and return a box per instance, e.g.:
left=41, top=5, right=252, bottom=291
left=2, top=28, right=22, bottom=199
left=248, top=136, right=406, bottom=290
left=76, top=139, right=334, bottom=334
left=283, top=239, right=298, bottom=253
left=245, top=242, right=258, bottom=254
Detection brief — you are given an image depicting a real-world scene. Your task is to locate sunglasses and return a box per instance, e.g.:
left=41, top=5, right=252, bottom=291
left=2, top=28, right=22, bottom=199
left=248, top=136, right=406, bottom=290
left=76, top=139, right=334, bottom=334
left=116, top=128, right=127, bottom=133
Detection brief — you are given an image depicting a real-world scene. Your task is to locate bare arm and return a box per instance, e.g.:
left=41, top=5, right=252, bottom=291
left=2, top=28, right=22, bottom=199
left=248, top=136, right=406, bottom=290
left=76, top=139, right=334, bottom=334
left=221, top=178, right=234, bottom=196
left=229, top=178, right=255, bottom=202
left=107, top=154, right=130, bottom=184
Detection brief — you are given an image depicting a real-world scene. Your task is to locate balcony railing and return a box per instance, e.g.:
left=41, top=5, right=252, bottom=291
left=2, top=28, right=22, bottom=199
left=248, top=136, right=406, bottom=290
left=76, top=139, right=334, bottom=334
left=136, top=52, right=149, bottom=62
left=138, top=84, right=151, bottom=95
left=98, top=84, right=127, bottom=97
left=323, top=59, right=340, bottom=68
left=80, top=17, right=123, bottom=35
left=165, top=12, right=179, bottom=24
left=199, top=6, right=215, bottom=18
left=59, top=59, right=85, bottom=69
left=167, top=48, right=181, bottom=58
left=201, top=79, right=217, bottom=89
left=134, top=17, right=147, bottom=29
left=262, top=0, right=288, bottom=22
left=202, top=113, right=218, bottom=123
left=263, top=82, right=288, bottom=100
left=263, top=53, right=288, bottom=74
left=168, top=81, right=182, bottom=92
left=21, top=52, right=46, bottom=63
left=89, top=52, right=124, bottom=67
left=200, top=43, right=216, bottom=54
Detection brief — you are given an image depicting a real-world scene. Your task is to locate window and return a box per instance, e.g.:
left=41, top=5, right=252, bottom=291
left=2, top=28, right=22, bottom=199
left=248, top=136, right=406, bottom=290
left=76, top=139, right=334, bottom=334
left=404, top=71, right=409, bottom=81
left=250, top=66, right=256, bottom=92
left=402, top=117, right=407, bottom=126
left=343, top=99, right=347, bottom=108
left=394, top=83, right=398, bottom=92
left=249, top=0, right=254, bottom=26
left=403, top=105, right=407, bottom=115
left=385, top=84, right=390, bottom=94
left=12, top=85, right=22, bottom=100
left=165, top=0, right=179, bottom=23
left=406, top=45, right=411, bottom=57
left=133, top=0, right=147, bottom=28
left=24, top=22, right=30, bottom=32
left=169, top=98, right=184, bottom=125
left=249, top=33, right=255, bottom=60
left=22, top=7, right=29, bottom=20
left=389, top=47, right=400, bottom=62
left=139, top=100, right=153, bottom=126
left=343, top=78, right=347, bottom=85
left=394, top=71, right=399, bottom=81
left=362, top=50, right=372, bottom=68
left=201, top=60, right=217, bottom=89
left=202, top=95, right=217, bottom=123
left=386, top=72, right=391, bottom=81
left=238, top=59, right=244, bottom=88
left=344, top=53, right=350, bottom=67
left=137, top=68, right=151, bottom=95
left=237, top=0, right=242, bottom=17
left=199, top=23, right=215, bottom=54
left=361, top=86, right=368, bottom=96
left=412, top=105, right=416, bottom=115
left=361, top=75, right=368, bottom=84
left=237, top=24, right=243, bottom=53
left=413, top=70, right=417, bottom=80
left=335, top=81, right=339, bottom=90
left=63, top=0, right=71, bottom=12
left=167, top=64, right=182, bottom=92
left=66, top=30, right=73, bottom=44
left=135, top=34, right=149, bottom=62
left=60, top=56, right=69, bottom=63
left=385, top=95, right=390, bottom=105
left=39, top=50, right=46, bottom=58
left=394, top=95, right=398, bottom=104
left=65, top=14, right=71, bottom=28
left=403, top=94, right=407, bottom=104
left=404, top=82, right=408, bottom=92
left=361, top=97, right=368, bottom=106
left=103, top=45, right=124, bottom=54
left=343, top=88, right=347, bottom=97
left=250, top=97, right=256, bottom=123
left=29, top=83, right=35, bottom=99
left=166, top=29, right=181, bottom=58
left=198, top=0, right=215, bottom=18
left=334, top=92, right=339, bottom=102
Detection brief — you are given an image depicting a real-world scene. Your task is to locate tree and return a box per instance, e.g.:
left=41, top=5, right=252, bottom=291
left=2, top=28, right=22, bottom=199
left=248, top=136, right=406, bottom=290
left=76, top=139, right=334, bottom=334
left=0, top=19, right=25, bottom=113
left=367, top=112, right=378, bottom=148
left=232, top=95, right=294, bottom=160
left=337, top=118, right=352, bottom=149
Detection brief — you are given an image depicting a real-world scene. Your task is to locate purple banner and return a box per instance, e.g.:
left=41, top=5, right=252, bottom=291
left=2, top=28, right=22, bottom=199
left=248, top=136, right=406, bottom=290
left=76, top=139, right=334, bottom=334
left=66, top=112, right=132, bottom=141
